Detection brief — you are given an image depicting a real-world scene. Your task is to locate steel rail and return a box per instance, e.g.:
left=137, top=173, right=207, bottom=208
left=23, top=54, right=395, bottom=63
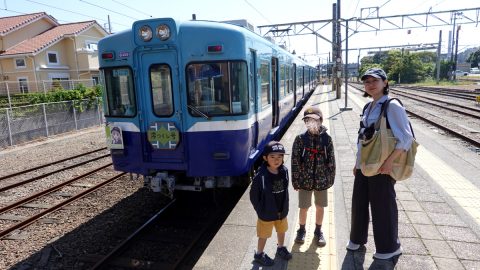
left=90, top=199, right=176, bottom=270
left=0, top=172, right=126, bottom=239
left=0, top=163, right=112, bottom=215
left=0, top=154, right=110, bottom=192
left=0, top=147, right=107, bottom=181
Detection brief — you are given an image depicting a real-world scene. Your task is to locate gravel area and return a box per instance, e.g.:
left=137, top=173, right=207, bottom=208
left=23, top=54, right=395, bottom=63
left=0, top=126, right=170, bottom=269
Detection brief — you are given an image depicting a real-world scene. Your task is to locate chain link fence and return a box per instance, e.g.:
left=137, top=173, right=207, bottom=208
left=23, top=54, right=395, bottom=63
left=0, top=98, right=104, bottom=149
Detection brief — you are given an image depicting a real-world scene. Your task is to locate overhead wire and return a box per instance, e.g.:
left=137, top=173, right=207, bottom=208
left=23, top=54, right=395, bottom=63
left=244, top=0, right=271, bottom=24
left=111, top=0, right=152, bottom=18
left=3, top=0, right=132, bottom=29
left=78, top=0, right=139, bottom=20
left=25, top=0, right=108, bottom=23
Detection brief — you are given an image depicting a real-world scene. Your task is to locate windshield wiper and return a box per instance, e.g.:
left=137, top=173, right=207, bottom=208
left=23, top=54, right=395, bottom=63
left=187, top=105, right=210, bottom=120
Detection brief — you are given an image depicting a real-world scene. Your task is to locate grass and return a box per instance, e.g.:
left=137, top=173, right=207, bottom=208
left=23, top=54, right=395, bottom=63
left=409, top=78, right=473, bottom=87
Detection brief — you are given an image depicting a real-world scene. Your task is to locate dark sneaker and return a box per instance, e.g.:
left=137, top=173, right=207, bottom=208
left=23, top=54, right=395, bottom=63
left=343, top=245, right=366, bottom=270
left=295, top=228, right=306, bottom=244
left=276, top=246, right=292, bottom=260
left=254, top=252, right=274, bottom=266
left=368, top=254, right=401, bottom=270
left=314, top=230, right=326, bottom=247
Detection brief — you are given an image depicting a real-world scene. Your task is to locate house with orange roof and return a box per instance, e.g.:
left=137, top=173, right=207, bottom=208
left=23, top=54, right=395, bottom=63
left=0, top=12, right=109, bottom=94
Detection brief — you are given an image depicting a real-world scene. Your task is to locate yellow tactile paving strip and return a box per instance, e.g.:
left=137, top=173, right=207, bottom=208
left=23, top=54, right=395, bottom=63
left=287, top=188, right=336, bottom=270
left=287, top=86, right=337, bottom=270
left=416, top=148, right=480, bottom=223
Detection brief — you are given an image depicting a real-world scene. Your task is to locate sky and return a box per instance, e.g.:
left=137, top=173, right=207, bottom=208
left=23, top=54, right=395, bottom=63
left=1, top=0, right=479, bottom=65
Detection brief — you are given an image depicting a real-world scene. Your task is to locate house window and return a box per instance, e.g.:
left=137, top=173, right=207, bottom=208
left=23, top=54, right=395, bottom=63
left=85, top=41, right=98, bottom=51
left=18, top=78, right=29, bottom=93
left=47, top=51, right=59, bottom=65
left=14, top=58, right=26, bottom=69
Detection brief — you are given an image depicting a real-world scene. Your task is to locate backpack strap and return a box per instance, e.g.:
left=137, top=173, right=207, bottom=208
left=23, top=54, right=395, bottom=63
left=301, top=131, right=329, bottom=163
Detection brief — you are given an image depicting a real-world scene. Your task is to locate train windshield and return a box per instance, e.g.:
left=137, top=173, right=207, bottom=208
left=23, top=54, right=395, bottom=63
left=186, top=61, right=248, bottom=116
left=101, top=67, right=136, bottom=117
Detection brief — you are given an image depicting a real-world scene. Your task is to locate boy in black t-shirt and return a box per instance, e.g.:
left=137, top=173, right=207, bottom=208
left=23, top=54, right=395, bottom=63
left=249, top=141, right=292, bottom=266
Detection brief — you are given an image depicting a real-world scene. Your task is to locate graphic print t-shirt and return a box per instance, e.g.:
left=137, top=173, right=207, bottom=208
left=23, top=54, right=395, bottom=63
left=269, top=171, right=285, bottom=214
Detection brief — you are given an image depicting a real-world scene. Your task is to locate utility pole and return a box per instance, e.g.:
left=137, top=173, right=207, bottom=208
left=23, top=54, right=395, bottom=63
left=436, top=30, right=442, bottom=84
left=107, top=15, right=112, bottom=34
left=331, top=3, right=337, bottom=96
left=449, top=12, right=462, bottom=80
left=340, top=19, right=352, bottom=111
left=335, top=0, right=342, bottom=99
left=453, top=25, right=461, bottom=81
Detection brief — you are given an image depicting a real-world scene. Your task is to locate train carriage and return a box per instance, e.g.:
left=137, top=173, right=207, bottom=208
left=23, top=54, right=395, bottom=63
left=99, top=18, right=317, bottom=196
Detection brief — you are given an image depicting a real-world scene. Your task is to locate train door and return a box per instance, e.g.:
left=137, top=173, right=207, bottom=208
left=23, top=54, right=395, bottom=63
left=293, top=64, right=297, bottom=107
left=271, top=57, right=279, bottom=128
left=139, top=50, right=185, bottom=164
left=250, top=50, right=259, bottom=149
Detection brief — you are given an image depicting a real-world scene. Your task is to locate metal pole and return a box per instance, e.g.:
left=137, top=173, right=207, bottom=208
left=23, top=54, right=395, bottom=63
left=436, top=30, right=442, bottom=84
left=453, top=25, right=460, bottom=81
left=6, top=108, right=13, bottom=146
left=5, top=82, right=12, bottom=109
left=43, top=103, right=49, bottom=137
left=341, top=19, right=352, bottom=111
left=336, top=0, right=342, bottom=99
left=332, top=3, right=337, bottom=95
left=72, top=100, right=78, bottom=130
left=97, top=97, right=103, bottom=125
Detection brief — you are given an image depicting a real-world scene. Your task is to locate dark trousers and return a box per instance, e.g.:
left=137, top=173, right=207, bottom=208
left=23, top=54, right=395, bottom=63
left=350, top=170, right=400, bottom=254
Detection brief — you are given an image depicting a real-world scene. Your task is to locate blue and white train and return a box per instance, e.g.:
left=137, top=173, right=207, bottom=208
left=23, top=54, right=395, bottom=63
left=98, top=18, right=317, bottom=196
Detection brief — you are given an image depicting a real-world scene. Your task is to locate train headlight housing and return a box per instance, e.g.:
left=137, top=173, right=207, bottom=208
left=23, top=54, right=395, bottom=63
left=139, top=25, right=153, bottom=42
left=156, top=24, right=171, bottom=41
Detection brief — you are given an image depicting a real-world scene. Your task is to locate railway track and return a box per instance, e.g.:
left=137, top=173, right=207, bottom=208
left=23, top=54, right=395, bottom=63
left=396, top=85, right=478, bottom=100
left=0, top=171, right=125, bottom=239
left=349, top=83, right=480, bottom=149
left=0, top=147, right=107, bottom=181
left=0, top=148, right=121, bottom=239
left=79, top=188, right=245, bottom=270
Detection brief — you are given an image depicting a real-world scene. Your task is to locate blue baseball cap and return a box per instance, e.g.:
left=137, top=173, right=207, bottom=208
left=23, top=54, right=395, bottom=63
left=361, top=68, right=387, bottom=81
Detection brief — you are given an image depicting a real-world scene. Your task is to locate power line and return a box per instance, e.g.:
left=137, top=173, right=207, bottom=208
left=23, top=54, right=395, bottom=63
left=79, top=0, right=139, bottom=21
left=10, top=0, right=131, bottom=29
left=244, top=0, right=271, bottom=24
left=25, top=0, right=107, bottom=23
left=111, top=0, right=152, bottom=18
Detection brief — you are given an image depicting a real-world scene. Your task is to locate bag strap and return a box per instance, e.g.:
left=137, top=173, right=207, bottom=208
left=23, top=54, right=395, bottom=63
left=378, top=98, right=416, bottom=138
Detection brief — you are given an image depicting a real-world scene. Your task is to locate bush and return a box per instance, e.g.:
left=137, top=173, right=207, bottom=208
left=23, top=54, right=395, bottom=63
left=0, top=85, right=103, bottom=109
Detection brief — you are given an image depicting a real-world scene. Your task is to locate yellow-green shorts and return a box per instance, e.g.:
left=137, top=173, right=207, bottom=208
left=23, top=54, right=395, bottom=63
left=257, top=217, right=288, bottom=239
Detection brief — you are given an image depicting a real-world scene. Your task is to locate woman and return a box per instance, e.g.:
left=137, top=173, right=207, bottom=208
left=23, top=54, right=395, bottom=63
left=347, top=68, right=414, bottom=269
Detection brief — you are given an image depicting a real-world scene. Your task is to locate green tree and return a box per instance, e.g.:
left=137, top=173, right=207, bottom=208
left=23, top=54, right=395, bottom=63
left=361, top=49, right=436, bottom=83
left=467, top=48, right=480, bottom=68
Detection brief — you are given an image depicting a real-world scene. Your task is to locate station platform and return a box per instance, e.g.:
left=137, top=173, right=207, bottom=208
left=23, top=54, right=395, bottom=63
left=193, top=84, right=480, bottom=270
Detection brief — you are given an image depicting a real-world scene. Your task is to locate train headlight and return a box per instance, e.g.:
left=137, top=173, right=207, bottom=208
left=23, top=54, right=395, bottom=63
left=139, top=25, right=153, bottom=42
left=156, top=24, right=171, bottom=41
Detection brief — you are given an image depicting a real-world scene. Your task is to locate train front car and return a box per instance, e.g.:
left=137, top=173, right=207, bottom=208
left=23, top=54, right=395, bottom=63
left=99, top=18, right=264, bottom=196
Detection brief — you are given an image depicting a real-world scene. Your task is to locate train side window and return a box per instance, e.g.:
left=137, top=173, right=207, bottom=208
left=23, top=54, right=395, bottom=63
left=186, top=61, right=248, bottom=116
left=259, top=61, right=271, bottom=108
left=102, top=67, right=136, bottom=117
left=279, top=64, right=286, bottom=98
left=150, top=64, right=174, bottom=116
